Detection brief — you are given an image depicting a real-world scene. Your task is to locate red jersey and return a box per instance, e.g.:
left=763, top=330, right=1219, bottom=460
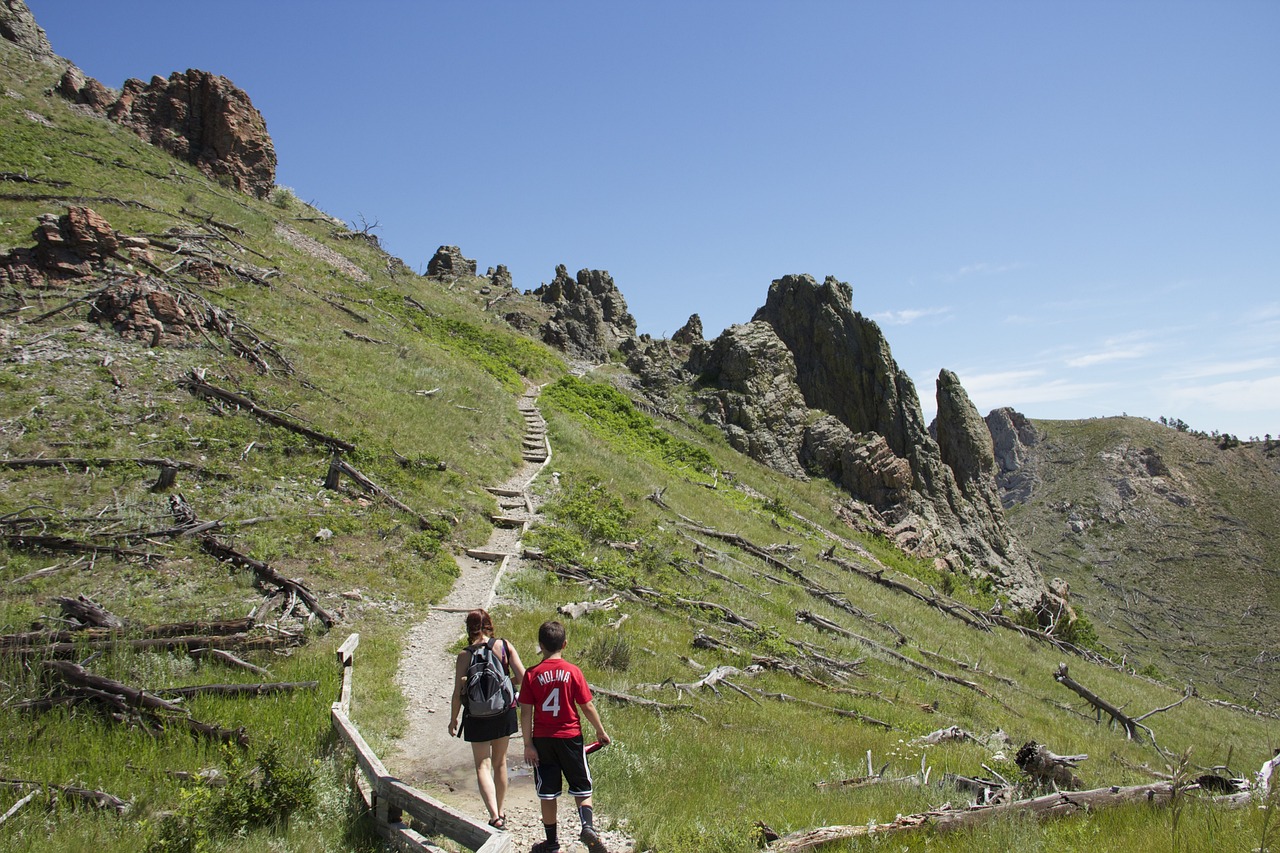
left=519, top=657, right=592, bottom=738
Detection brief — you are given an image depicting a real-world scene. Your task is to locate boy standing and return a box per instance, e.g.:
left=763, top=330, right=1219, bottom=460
left=519, top=620, right=611, bottom=853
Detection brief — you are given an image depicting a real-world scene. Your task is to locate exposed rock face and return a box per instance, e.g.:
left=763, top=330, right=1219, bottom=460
left=104, top=70, right=276, bottom=197
left=986, top=407, right=1040, bottom=507
left=0, top=0, right=54, bottom=61
left=694, top=321, right=811, bottom=477
left=0, top=207, right=151, bottom=285
left=692, top=273, right=1046, bottom=608
left=89, top=278, right=201, bottom=346
left=488, top=264, right=513, bottom=290
left=56, top=64, right=117, bottom=111
left=535, top=265, right=637, bottom=363
left=935, top=369, right=997, bottom=498
left=672, top=314, right=703, bottom=346
left=427, top=245, right=477, bottom=278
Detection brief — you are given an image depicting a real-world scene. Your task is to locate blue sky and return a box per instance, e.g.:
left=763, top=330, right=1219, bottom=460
left=28, top=1, right=1280, bottom=438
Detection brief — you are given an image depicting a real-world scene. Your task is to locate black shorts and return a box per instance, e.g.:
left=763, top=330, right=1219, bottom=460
left=532, top=734, right=592, bottom=799
left=462, top=707, right=517, bottom=743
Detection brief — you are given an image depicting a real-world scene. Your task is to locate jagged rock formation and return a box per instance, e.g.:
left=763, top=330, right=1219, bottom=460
left=534, top=265, right=636, bottom=363
left=0, top=0, right=54, bottom=61
left=691, top=273, right=1047, bottom=608
left=986, top=407, right=1041, bottom=507
left=487, top=264, right=513, bottom=290
left=104, top=70, right=277, bottom=197
left=89, top=278, right=201, bottom=346
left=672, top=314, right=703, bottom=345
left=427, top=245, right=477, bottom=278
left=0, top=206, right=151, bottom=285
left=56, top=64, right=117, bottom=112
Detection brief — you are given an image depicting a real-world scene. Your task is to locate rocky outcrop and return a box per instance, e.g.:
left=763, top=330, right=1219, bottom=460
left=105, top=70, right=276, bottom=197
left=672, top=314, right=703, bottom=346
left=0, top=0, right=54, bottom=61
left=986, top=407, right=1040, bottom=507
left=535, top=265, right=636, bottom=363
left=691, top=273, right=1047, bottom=608
left=487, top=264, right=514, bottom=290
left=56, top=64, right=117, bottom=112
left=0, top=207, right=152, bottom=285
left=427, top=245, right=477, bottom=278
left=89, top=278, right=201, bottom=346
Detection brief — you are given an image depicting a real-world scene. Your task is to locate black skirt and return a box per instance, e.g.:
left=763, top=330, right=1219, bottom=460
left=462, top=706, right=518, bottom=743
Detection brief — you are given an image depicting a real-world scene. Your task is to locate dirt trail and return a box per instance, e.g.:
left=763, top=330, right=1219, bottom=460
left=386, top=387, right=633, bottom=852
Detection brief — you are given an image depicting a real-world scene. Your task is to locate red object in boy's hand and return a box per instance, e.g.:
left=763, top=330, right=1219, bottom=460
left=585, top=740, right=607, bottom=755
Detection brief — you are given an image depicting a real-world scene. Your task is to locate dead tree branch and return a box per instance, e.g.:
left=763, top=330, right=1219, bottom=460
left=181, top=370, right=354, bottom=452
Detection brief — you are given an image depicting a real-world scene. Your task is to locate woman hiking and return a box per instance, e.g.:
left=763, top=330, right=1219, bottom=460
left=448, top=608, right=526, bottom=829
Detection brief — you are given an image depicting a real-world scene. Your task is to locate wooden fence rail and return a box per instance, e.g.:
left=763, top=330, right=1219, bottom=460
left=333, top=633, right=513, bottom=853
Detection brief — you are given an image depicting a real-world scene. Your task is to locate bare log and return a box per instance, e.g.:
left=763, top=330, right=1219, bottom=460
left=0, top=778, right=130, bottom=814
left=1015, top=740, right=1087, bottom=790
left=198, top=536, right=336, bottom=628
left=593, top=687, right=707, bottom=722
left=0, top=456, right=225, bottom=479
left=0, top=791, right=37, bottom=826
left=324, top=455, right=436, bottom=528
left=558, top=595, right=621, bottom=619
left=1053, top=663, right=1140, bottom=739
left=796, top=611, right=998, bottom=700
left=766, top=782, right=1176, bottom=850
left=153, top=680, right=318, bottom=699
left=2, top=533, right=153, bottom=560
left=181, top=370, right=354, bottom=452
left=54, top=595, right=124, bottom=629
left=191, top=647, right=272, bottom=677
left=0, top=617, right=255, bottom=649
left=42, top=661, right=248, bottom=747
left=746, top=687, right=892, bottom=730
left=8, top=631, right=297, bottom=660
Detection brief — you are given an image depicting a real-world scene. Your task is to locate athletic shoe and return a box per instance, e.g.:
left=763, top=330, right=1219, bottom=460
left=530, top=842, right=560, bottom=853
left=579, top=825, right=608, bottom=853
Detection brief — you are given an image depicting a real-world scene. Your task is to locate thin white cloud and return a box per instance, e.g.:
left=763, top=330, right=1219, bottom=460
left=944, top=261, right=1023, bottom=282
left=872, top=306, right=950, bottom=326
left=959, top=369, right=1109, bottom=407
left=1168, top=374, right=1280, bottom=415
left=1164, top=358, right=1279, bottom=381
left=1065, top=344, right=1155, bottom=368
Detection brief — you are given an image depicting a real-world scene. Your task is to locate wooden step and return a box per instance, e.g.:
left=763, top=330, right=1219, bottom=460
left=491, top=515, right=526, bottom=528
left=465, top=548, right=511, bottom=562
left=486, top=486, right=523, bottom=497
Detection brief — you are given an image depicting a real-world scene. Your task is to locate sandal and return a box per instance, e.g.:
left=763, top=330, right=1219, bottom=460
left=487, top=816, right=506, bottom=830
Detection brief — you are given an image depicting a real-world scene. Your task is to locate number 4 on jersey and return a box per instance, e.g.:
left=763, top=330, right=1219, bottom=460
left=541, top=687, right=561, bottom=717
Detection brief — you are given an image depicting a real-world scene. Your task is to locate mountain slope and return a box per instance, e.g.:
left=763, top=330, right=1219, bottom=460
left=992, top=412, right=1280, bottom=705
left=2, top=7, right=1279, bottom=853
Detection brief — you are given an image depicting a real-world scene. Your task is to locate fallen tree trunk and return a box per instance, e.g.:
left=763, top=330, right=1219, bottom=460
left=54, top=595, right=124, bottom=629
left=181, top=370, right=354, bottom=452
left=198, top=536, right=336, bottom=628
left=766, top=782, right=1177, bottom=850
left=1053, top=663, right=1140, bottom=739
left=0, top=778, right=130, bottom=814
left=323, top=455, right=437, bottom=529
left=152, top=680, right=318, bottom=699
left=41, top=661, right=248, bottom=747
left=796, top=610, right=997, bottom=700
left=0, top=617, right=256, bottom=649
left=593, top=687, right=707, bottom=722
left=558, top=594, right=621, bottom=619
left=6, top=631, right=297, bottom=660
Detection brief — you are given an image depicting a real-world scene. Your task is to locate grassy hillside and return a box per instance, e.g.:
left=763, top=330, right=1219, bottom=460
left=2, top=36, right=1278, bottom=853
left=1002, top=416, right=1280, bottom=707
